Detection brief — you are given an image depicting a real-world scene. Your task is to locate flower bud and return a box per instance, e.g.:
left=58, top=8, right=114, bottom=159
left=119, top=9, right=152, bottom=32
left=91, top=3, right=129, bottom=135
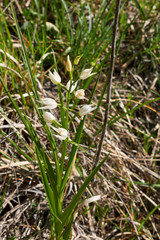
left=48, top=69, right=61, bottom=85
left=74, top=55, right=82, bottom=65
left=74, top=89, right=85, bottom=99
left=43, top=112, right=56, bottom=123
left=66, top=55, right=72, bottom=72
left=80, top=67, right=96, bottom=80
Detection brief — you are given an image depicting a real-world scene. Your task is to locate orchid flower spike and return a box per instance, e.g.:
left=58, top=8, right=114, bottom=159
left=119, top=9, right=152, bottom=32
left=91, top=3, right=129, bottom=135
left=48, top=69, right=61, bottom=85
left=74, top=89, right=85, bottom=99
left=79, top=104, right=96, bottom=116
left=66, top=55, right=72, bottom=72
left=38, top=98, right=57, bottom=110
left=43, top=112, right=56, bottom=123
left=80, top=67, right=96, bottom=80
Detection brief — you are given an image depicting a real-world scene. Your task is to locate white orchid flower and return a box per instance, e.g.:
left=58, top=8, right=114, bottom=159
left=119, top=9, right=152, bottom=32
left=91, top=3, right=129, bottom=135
left=74, top=89, right=85, bottom=99
left=38, top=98, right=57, bottom=109
left=48, top=69, right=61, bottom=85
left=53, top=127, right=68, bottom=140
left=80, top=67, right=96, bottom=80
left=79, top=104, right=96, bottom=116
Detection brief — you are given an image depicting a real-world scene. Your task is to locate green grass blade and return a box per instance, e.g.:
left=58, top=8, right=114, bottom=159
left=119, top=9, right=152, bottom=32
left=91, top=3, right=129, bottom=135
left=0, top=174, right=13, bottom=212
left=58, top=84, right=66, bottom=128
left=138, top=203, right=160, bottom=232
left=43, top=0, right=48, bottom=51
left=132, top=0, right=146, bottom=18
left=11, top=3, right=39, bottom=100
left=60, top=154, right=109, bottom=232
left=87, top=3, right=92, bottom=34
left=88, top=70, right=101, bottom=126
left=61, top=0, right=73, bottom=40
left=35, top=146, right=61, bottom=222
left=0, top=8, right=12, bottom=50
left=0, top=129, right=35, bottom=162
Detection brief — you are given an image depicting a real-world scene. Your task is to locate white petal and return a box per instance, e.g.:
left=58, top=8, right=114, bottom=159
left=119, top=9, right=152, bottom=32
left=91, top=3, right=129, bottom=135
left=79, top=104, right=96, bottom=116
left=52, top=127, right=68, bottom=140
left=39, top=98, right=57, bottom=109
left=74, top=89, right=85, bottom=99
left=80, top=67, right=96, bottom=80
left=66, top=80, right=77, bottom=93
left=43, top=112, right=56, bottom=123
left=48, top=69, right=61, bottom=85
left=54, top=134, right=66, bottom=140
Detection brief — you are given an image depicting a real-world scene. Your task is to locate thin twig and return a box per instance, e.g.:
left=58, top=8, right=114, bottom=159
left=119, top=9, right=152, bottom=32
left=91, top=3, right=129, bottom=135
left=94, top=0, right=121, bottom=167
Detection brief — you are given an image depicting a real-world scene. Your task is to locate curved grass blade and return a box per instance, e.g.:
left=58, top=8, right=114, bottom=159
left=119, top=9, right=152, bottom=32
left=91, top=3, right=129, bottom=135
left=59, top=154, right=109, bottom=232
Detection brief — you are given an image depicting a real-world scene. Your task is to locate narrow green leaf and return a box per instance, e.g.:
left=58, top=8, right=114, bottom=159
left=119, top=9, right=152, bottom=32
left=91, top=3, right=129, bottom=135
left=132, top=0, right=146, bottom=18
left=138, top=203, right=160, bottom=232
left=0, top=175, right=13, bottom=211
left=61, top=0, right=73, bottom=40
left=11, top=3, right=39, bottom=100
left=60, top=154, right=109, bottom=231
left=35, top=147, right=61, bottom=223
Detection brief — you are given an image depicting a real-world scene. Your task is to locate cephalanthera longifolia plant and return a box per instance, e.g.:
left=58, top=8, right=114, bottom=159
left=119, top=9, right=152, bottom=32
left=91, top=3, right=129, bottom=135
left=35, top=57, right=105, bottom=239
left=0, top=55, right=108, bottom=239
left=0, top=5, right=109, bottom=239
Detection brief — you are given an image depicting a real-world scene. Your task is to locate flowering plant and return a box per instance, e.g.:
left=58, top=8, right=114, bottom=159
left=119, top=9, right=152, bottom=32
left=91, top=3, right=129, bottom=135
left=1, top=44, right=107, bottom=239
left=32, top=55, right=107, bottom=239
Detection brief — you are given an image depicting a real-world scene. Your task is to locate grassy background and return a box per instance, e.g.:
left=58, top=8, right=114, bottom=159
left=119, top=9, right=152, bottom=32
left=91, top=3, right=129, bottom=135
left=0, top=0, right=160, bottom=239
